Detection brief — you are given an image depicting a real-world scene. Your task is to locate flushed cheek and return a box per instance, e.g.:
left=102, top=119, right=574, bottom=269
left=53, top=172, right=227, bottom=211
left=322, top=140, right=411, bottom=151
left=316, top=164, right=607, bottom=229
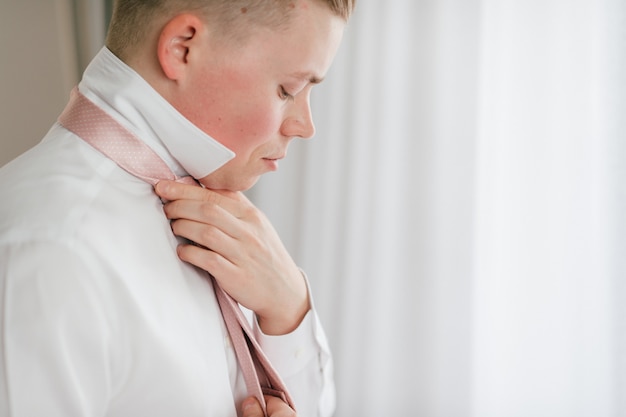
left=218, top=104, right=282, bottom=155
left=213, top=71, right=283, bottom=150
left=180, top=69, right=283, bottom=154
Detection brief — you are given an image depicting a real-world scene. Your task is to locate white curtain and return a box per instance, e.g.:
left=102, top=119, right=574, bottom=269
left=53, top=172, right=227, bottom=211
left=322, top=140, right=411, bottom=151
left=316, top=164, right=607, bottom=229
left=248, top=0, right=626, bottom=416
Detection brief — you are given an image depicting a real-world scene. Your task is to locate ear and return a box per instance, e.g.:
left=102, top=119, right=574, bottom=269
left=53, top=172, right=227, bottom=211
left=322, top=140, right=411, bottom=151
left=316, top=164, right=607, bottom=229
left=157, top=14, right=205, bottom=81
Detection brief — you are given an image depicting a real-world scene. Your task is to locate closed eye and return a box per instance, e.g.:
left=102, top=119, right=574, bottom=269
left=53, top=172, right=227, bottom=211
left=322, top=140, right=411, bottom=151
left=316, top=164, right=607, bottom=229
left=279, top=86, right=294, bottom=101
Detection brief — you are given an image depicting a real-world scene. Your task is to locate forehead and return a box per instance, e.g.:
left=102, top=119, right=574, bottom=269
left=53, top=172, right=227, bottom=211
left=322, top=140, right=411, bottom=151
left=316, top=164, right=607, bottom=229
left=199, top=0, right=345, bottom=86
left=246, top=1, right=345, bottom=78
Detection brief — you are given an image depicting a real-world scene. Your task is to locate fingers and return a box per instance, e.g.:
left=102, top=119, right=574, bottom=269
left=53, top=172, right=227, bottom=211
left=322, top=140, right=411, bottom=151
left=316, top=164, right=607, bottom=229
left=155, top=180, right=214, bottom=202
left=175, top=241, right=237, bottom=277
left=241, top=396, right=297, bottom=417
left=158, top=182, right=261, bottom=255
left=155, top=180, right=247, bottom=217
left=241, top=397, right=264, bottom=417
left=265, top=395, right=297, bottom=417
left=169, top=205, right=240, bottom=241
left=155, top=179, right=309, bottom=334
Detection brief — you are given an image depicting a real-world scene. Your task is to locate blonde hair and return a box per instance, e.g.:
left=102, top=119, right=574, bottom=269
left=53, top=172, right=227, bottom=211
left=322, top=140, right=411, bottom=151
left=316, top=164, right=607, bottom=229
left=106, top=0, right=356, bottom=60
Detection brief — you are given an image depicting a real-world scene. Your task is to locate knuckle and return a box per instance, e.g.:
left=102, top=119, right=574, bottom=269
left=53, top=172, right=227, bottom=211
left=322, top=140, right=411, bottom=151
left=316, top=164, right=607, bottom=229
left=162, top=201, right=175, bottom=216
left=247, top=233, right=265, bottom=253
left=197, top=252, right=218, bottom=272
left=242, top=205, right=262, bottom=222
left=181, top=244, right=216, bottom=270
left=200, top=202, right=217, bottom=219
left=204, top=189, right=221, bottom=205
left=200, top=226, right=218, bottom=245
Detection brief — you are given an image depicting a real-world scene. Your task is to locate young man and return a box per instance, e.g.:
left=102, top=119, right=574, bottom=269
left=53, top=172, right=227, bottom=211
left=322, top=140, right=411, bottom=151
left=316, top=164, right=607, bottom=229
left=0, top=0, right=354, bottom=416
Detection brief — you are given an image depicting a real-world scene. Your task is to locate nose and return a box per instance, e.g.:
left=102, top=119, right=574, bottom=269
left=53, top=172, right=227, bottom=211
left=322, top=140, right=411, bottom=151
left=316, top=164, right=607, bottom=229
left=281, top=95, right=316, bottom=139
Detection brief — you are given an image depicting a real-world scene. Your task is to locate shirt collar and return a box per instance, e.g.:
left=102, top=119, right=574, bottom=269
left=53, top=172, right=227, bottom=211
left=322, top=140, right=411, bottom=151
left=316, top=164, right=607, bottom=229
left=77, top=47, right=235, bottom=179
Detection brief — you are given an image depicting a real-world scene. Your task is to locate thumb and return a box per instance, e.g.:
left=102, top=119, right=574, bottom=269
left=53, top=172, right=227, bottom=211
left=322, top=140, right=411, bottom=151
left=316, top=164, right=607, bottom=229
left=241, top=397, right=264, bottom=417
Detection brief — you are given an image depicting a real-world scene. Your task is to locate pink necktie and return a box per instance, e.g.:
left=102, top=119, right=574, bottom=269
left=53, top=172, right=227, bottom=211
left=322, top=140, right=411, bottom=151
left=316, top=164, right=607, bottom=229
left=58, top=87, right=295, bottom=416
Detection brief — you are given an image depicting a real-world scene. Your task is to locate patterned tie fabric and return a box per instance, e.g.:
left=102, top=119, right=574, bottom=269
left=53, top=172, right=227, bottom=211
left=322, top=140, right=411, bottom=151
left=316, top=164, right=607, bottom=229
left=58, top=87, right=295, bottom=416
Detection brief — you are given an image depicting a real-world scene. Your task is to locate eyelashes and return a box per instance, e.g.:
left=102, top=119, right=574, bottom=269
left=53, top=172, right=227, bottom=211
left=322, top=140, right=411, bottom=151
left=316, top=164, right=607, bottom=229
left=279, top=86, right=294, bottom=100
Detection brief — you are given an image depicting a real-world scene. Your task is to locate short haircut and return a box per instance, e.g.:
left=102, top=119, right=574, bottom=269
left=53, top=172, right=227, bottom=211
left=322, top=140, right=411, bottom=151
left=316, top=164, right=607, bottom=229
left=106, top=0, right=356, bottom=61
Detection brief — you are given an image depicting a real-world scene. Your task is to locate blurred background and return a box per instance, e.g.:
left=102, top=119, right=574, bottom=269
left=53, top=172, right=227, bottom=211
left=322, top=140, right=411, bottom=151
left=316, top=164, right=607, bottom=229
left=1, top=1, right=624, bottom=416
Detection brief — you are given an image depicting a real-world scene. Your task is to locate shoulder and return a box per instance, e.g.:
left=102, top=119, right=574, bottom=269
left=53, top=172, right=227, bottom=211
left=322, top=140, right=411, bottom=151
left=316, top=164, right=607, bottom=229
left=0, top=124, right=160, bottom=241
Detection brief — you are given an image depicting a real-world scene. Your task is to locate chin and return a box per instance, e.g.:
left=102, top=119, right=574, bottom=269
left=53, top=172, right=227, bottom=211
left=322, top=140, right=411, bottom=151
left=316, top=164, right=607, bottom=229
left=237, top=177, right=261, bottom=191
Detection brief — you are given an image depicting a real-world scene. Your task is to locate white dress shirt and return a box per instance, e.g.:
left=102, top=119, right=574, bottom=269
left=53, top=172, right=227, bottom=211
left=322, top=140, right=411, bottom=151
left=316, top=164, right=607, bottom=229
left=0, top=47, right=335, bottom=417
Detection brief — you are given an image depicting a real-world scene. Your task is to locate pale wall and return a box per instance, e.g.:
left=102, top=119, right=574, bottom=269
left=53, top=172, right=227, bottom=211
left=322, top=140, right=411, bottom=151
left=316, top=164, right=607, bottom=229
left=0, top=0, right=79, bottom=167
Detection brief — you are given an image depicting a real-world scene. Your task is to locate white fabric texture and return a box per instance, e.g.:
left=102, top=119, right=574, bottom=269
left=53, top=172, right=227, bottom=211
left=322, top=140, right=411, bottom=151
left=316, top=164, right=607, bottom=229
left=0, top=48, right=334, bottom=417
left=248, top=0, right=626, bottom=416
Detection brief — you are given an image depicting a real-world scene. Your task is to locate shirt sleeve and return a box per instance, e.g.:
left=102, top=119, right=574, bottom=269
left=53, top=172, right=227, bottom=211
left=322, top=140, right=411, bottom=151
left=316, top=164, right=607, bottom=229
left=0, top=241, right=113, bottom=417
left=253, top=271, right=336, bottom=417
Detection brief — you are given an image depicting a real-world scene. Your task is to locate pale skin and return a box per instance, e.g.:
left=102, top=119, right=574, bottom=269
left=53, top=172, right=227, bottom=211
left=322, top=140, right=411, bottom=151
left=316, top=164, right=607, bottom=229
left=242, top=396, right=297, bottom=417
left=125, top=1, right=345, bottom=415
left=155, top=181, right=308, bottom=335
left=142, top=0, right=345, bottom=337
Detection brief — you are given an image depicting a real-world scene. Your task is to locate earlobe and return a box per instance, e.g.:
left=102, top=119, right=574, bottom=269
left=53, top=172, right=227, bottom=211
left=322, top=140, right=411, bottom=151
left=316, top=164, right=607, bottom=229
left=157, top=14, right=204, bottom=81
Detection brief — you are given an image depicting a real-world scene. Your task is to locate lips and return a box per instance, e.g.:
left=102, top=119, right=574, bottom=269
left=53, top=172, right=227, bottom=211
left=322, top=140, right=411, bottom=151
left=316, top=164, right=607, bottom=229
left=262, top=153, right=286, bottom=161
left=263, top=158, right=280, bottom=171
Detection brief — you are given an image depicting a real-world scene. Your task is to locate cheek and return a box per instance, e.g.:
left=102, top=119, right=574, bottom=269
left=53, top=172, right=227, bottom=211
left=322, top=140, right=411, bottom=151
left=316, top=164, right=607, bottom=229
left=176, top=68, right=283, bottom=154
left=219, top=71, right=284, bottom=148
left=223, top=104, right=281, bottom=154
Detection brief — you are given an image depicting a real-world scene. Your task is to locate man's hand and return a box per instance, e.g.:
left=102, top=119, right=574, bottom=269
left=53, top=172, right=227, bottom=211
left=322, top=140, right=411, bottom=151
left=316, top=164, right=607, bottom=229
left=242, top=396, right=297, bottom=417
left=155, top=180, right=310, bottom=335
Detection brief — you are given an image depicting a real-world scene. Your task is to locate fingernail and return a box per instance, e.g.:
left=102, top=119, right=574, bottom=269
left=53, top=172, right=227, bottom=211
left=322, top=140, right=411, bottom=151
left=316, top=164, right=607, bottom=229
left=155, top=181, right=168, bottom=194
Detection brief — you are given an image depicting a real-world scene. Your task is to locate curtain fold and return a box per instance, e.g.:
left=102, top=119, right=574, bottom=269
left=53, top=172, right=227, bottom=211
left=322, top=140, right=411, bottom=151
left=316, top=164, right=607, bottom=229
left=601, top=0, right=626, bottom=413
left=249, top=0, right=624, bottom=416
left=71, top=0, right=106, bottom=72
left=472, top=1, right=616, bottom=415
left=0, top=0, right=81, bottom=167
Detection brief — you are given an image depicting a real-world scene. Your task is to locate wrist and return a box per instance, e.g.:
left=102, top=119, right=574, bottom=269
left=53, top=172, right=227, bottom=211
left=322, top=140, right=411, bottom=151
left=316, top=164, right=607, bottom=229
left=257, top=269, right=310, bottom=335
left=257, top=293, right=310, bottom=335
